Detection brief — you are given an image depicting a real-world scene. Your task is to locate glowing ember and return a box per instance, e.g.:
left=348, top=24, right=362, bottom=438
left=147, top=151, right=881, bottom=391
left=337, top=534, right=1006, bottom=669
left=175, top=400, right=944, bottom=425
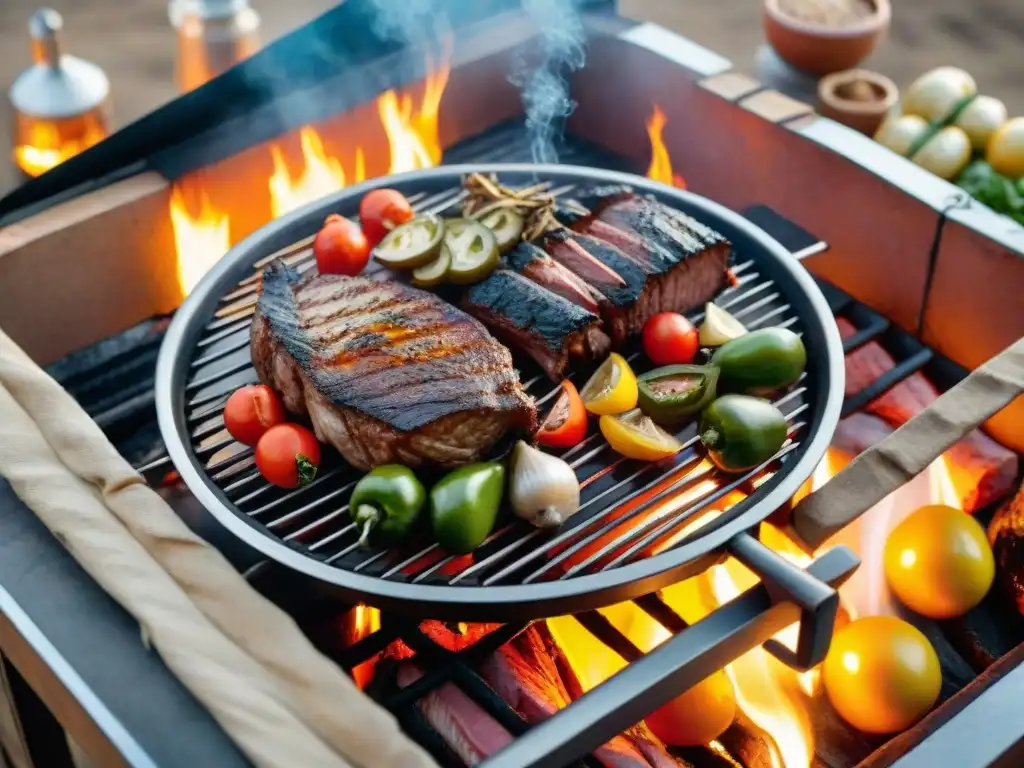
left=169, top=184, right=231, bottom=297
left=349, top=605, right=381, bottom=689
left=645, top=104, right=686, bottom=189
left=13, top=118, right=106, bottom=178
left=269, top=127, right=357, bottom=219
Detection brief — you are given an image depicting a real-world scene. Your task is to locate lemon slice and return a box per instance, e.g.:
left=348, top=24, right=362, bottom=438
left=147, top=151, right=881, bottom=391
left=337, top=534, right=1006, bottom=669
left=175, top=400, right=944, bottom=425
left=699, top=303, right=747, bottom=347
left=580, top=352, right=638, bottom=415
left=599, top=409, right=683, bottom=461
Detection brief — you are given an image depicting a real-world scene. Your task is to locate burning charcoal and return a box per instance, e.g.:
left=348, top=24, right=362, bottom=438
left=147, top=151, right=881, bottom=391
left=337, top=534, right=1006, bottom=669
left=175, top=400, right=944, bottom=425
left=988, top=482, right=1024, bottom=617
left=837, top=318, right=1018, bottom=511
left=397, top=664, right=514, bottom=766
left=830, top=412, right=894, bottom=458
left=478, top=627, right=684, bottom=768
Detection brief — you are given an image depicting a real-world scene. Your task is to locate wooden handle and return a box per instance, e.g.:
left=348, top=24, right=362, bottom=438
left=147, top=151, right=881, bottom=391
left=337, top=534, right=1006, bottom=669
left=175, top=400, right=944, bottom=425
left=788, top=337, right=1024, bottom=552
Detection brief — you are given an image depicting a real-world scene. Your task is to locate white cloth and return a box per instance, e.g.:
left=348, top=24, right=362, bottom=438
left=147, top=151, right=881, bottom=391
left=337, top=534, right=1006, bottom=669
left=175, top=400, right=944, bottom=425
left=0, top=329, right=436, bottom=768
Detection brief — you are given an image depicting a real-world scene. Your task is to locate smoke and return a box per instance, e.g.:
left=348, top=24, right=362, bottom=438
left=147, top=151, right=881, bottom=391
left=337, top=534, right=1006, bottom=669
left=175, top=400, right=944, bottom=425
left=512, top=0, right=587, bottom=164
left=365, top=0, right=452, bottom=49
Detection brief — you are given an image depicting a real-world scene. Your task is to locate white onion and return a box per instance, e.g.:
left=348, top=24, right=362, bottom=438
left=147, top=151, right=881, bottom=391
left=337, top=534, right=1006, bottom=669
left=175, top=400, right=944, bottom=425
left=875, top=114, right=929, bottom=157
left=903, top=67, right=976, bottom=123
left=912, top=126, right=973, bottom=180
left=956, top=95, right=1008, bottom=151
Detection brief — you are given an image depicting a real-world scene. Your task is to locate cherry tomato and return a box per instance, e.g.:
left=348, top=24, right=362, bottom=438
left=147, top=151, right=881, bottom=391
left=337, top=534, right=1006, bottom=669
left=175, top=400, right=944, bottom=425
left=642, top=312, right=698, bottom=366
left=255, top=423, right=322, bottom=488
left=537, top=381, right=588, bottom=449
left=359, top=188, right=414, bottom=247
left=313, top=214, right=370, bottom=276
left=645, top=669, right=736, bottom=746
left=223, top=384, right=285, bottom=446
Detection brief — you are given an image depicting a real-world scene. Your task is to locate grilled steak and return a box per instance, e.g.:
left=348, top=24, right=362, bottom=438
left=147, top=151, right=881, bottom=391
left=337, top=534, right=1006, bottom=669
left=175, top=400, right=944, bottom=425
left=504, top=242, right=603, bottom=314
left=463, top=270, right=611, bottom=381
left=553, top=191, right=731, bottom=340
left=251, top=262, right=537, bottom=470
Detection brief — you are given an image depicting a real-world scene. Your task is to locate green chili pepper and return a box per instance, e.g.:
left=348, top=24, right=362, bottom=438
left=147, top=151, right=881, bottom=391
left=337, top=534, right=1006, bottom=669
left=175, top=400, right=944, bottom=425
left=349, top=465, right=427, bottom=548
left=699, top=395, right=788, bottom=473
left=430, top=462, right=506, bottom=554
left=637, top=364, right=719, bottom=425
left=712, top=328, right=806, bottom=396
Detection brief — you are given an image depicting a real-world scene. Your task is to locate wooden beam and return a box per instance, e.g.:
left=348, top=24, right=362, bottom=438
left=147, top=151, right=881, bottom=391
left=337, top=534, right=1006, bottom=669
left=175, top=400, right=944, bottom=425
left=0, top=172, right=180, bottom=366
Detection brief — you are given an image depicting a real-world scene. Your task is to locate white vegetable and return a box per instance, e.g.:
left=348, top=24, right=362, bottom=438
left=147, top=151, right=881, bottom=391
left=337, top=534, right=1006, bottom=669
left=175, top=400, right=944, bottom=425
left=509, top=440, right=580, bottom=529
left=913, top=126, right=973, bottom=180
left=874, top=114, right=929, bottom=157
left=903, top=67, right=976, bottom=123
left=955, top=95, right=1008, bottom=151
left=699, top=303, right=747, bottom=347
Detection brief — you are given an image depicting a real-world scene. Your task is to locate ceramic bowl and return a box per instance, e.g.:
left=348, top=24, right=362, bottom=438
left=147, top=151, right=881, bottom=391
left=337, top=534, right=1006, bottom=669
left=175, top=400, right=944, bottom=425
left=764, top=0, right=891, bottom=76
left=817, top=68, right=899, bottom=135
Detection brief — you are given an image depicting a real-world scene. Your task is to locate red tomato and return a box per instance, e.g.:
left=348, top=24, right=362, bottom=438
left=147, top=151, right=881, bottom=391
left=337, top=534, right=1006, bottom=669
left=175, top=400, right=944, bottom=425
left=255, top=423, right=322, bottom=488
left=359, top=188, right=414, bottom=247
left=223, top=385, right=285, bottom=446
left=313, top=214, right=370, bottom=275
left=537, top=380, right=588, bottom=449
left=642, top=312, right=698, bottom=365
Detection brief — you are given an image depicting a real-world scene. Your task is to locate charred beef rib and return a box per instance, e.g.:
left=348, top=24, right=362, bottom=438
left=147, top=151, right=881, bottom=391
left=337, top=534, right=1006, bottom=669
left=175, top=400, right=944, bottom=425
left=463, top=270, right=611, bottom=381
left=251, top=262, right=537, bottom=470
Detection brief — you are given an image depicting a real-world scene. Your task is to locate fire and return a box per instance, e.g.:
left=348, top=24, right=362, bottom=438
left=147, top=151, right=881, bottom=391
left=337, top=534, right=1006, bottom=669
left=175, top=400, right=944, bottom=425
left=171, top=47, right=450, bottom=295
left=269, top=127, right=360, bottom=219
left=347, top=605, right=381, bottom=689
left=645, top=105, right=686, bottom=189
left=13, top=118, right=107, bottom=178
left=169, top=184, right=231, bottom=297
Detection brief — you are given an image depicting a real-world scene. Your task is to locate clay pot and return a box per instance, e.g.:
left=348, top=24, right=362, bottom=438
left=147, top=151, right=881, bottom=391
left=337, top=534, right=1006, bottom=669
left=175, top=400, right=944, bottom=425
left=818, top=69, right=898, bottom=135
left=764, top=0, right=891, bottom=76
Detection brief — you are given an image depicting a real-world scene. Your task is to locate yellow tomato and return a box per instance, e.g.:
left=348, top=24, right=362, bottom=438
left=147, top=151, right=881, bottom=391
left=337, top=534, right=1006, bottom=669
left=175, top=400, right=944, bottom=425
left=884, top=504, right=994, bottom=619
left=823, top=616, right=941, bottom=735
left=986, top=117, right=1024, bottom=178
left=645, top=669, right=736, bottom=747
left=600, top=409, right=682, bottom=461
left=580, top=352, right=638, bottom=415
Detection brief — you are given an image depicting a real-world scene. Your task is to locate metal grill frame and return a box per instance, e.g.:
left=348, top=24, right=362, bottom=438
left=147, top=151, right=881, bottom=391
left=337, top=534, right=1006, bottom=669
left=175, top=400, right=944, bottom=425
left=155, top=163, right=845, bottom=620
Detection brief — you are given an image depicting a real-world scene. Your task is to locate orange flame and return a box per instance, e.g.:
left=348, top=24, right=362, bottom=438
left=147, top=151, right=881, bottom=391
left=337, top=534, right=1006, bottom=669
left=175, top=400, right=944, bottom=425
left=645, top=105, right=686, bottom=189
left=169, top=184, right=231, bottom=297
left=13, top=118, right=106, bottom=178
left=171, top=47, right=450, bottom=296
left=349, top=605, right=381, bottom=689
left=269, top=127, right=362, bottom=219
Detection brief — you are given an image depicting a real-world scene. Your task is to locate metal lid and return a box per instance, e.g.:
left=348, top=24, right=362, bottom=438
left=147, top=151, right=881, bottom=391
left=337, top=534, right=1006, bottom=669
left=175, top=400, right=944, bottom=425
left=8, top=9, right=110, bottom=120
left=169, top=0, right=253, bottom=25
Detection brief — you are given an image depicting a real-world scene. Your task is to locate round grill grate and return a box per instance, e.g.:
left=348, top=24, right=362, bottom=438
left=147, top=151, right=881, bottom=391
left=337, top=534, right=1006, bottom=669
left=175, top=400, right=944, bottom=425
left=156, top=164, right=844, bottom=621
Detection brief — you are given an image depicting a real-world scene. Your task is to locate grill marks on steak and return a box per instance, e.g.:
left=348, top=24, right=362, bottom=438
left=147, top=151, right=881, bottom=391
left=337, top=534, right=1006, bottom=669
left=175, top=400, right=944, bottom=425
left=463, top=270, right=611, bottom=381
left=251, top=262, right=536, bottom=470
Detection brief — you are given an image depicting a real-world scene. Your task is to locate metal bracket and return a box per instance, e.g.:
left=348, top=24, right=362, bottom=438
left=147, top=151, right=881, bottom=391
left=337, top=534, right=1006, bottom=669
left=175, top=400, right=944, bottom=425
left=727, top=530, right=841, bottom=671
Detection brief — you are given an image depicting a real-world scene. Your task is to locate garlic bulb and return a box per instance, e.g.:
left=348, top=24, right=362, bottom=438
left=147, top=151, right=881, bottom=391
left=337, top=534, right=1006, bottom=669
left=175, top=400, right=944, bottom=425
left=510, top=440, right=580, bottom=529
left=699, top=303, right=747, bottom=347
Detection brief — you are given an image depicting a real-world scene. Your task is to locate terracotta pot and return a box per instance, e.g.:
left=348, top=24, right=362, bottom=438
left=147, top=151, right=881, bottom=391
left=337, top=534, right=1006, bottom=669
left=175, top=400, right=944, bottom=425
left=764, top=0, right=891, bottom=76
left=817, top=68, right=899, bottom=135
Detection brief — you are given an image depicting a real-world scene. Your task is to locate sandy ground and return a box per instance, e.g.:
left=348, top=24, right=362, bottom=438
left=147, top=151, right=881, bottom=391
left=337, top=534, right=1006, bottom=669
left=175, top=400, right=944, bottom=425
left=1, top=0, right=1022, bottom=196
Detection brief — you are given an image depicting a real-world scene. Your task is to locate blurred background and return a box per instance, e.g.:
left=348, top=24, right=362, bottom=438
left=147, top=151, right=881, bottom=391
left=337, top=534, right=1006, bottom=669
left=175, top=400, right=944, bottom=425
left=1, top=0, right=1022, bottom=196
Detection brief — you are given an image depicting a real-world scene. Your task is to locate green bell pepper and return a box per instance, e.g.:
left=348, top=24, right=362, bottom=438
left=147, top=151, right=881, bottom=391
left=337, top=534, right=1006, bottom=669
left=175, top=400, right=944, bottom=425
left=699, top=395, right=788, bottom=473
left=430, top=462, right=506, bottom=554
left=350, top=465, right=427, bottom=548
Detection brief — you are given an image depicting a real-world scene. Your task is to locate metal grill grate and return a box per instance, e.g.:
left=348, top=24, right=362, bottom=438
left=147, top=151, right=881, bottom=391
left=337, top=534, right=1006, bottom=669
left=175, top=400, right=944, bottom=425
left=155, top=163, right=844, bottom=620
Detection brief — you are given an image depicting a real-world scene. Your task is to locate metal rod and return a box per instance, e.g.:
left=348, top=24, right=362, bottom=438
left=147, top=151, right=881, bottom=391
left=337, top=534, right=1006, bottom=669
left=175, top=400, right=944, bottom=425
left=480, top=545, right=858, bottom=768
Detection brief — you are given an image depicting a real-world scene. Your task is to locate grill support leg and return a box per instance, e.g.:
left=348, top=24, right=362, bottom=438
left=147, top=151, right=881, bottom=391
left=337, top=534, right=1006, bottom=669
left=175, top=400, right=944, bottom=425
left=480, top=543, right=858, bottom=768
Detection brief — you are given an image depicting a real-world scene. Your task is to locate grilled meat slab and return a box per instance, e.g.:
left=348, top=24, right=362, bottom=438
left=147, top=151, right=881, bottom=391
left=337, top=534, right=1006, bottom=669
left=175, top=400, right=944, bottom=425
left=504, top=242, right=603, bottom=314
left=463, top=270, right=611, bottom=381
left=251, top=262, right=537, bottom=470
